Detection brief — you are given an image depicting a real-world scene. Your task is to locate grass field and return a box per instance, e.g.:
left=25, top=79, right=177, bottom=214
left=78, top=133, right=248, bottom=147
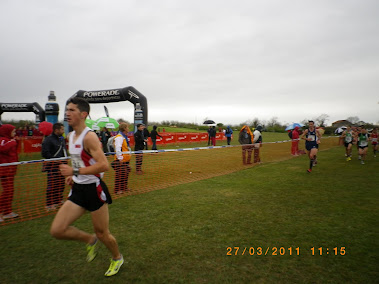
left=0, top=144, right=377, bottom=283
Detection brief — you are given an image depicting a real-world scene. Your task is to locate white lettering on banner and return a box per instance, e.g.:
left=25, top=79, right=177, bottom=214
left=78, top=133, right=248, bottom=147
left=83, top=90, right=120, bottom=98
left=88, top=96, right=121, bottom=102
left=201, top=135, right=207, bottom=139
left=166, top=136, right=174, bottom=141
left=128, top=90, right=140, bottom=100
left=178, top=136, right=187, bottom=140
left=32, top=105, right=39, bottom=113
left=32, top=143, right=42, bottom=148
left=191, top=136, right=198, bottom=140
left=2, top=103, right=28, bottom=110
left=45, top=104, right=55, bottom=110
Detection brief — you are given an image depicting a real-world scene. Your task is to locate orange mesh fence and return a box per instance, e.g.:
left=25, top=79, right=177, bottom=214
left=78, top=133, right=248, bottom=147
left=0, top=137, right=339, bottom=226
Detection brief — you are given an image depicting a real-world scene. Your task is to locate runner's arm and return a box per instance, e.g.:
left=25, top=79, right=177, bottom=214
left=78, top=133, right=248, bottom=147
left=316, top=130, right=321, bottom=144
left=300, top=129, right=308, bottom=141
left=81, top=131, right=110, bottom=174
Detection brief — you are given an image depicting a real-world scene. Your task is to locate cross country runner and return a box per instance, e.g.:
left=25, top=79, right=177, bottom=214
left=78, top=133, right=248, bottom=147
left=354, top=126, right=362, bottom=160
left=371, top=127, right=378, bottom=158
left=301, top=120, right=322, bottom=173
left=341, top=125, right=355, bottom=161
left=357, top=126, right=370, bottom=165
left=50, top=97, right=124, bottom=277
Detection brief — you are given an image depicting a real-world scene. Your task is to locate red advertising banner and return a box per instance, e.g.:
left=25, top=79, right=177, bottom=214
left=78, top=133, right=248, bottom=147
left=127, top=136, right=135, bottom=146
left=215, top=133, right=223, bottom=140
left=176, top=134, right=190, bottom=143
left=155, top=136, right=164, bottom=145
left=188, top=133, right=200, bottom=142
left=16, top=138, right=22, bottom=153
left=161, top=134, right=176, bottom=144
left=18, top=133, right=227, bottom=153
left=22, top=138, right=43, bottom=153
left=199, top=133, right=209, bottom=141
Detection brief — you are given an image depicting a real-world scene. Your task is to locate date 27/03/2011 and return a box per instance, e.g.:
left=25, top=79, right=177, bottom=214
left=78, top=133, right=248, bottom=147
left=226, top=247, right=346, bottom=256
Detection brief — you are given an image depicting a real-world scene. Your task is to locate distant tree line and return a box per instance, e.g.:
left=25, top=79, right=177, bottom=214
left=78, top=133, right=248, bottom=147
left=2, top=114, right=377, bottom=135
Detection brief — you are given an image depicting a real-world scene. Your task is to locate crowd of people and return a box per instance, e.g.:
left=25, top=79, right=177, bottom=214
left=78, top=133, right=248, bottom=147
left=15, top=125, right=43, bottom=137
left=341, top=125, right=377, bottom=164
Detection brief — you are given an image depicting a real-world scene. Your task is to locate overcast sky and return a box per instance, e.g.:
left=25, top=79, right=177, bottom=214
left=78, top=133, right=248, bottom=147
left=0, top=0, right=378, bottom=126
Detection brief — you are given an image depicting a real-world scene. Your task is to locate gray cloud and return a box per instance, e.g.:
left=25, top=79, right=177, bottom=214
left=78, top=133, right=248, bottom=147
left=0, top=0, right=378, bottom=125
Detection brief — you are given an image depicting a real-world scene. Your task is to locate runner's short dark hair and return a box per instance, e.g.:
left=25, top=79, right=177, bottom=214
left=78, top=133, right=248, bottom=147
left=66, top=97, right=90, bottom=114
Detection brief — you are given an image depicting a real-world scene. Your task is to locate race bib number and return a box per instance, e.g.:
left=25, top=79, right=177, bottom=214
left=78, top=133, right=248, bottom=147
left=71, top=154, right=85, bottom=169
left=360, top=140, right=368, bottom=147
left=308, top=135, right=316, bottom=142
left=372, top=138, right=378, bottom=142
left=345, top=136, right=352, bottom=143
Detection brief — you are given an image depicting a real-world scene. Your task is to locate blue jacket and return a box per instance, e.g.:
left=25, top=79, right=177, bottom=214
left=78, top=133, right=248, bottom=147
left=225, top=126, right=233, bottom=138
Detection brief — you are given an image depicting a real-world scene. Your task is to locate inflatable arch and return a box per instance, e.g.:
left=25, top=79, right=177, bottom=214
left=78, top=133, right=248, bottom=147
left=65, top=86, right=148, bottom=133
left=0, top=102, right=45, bottom=124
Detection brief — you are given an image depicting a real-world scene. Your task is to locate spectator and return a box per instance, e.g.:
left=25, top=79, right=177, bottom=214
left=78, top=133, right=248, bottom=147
left=27, top=125, right=33, bottom=136
left=16, top=127, right=24, bottom=137
left=225, top=126, right=233, bottom=145
left=0, top=124, right=19, bottom=221
left=253, top=125, right=263, bottom=163
left=100, top=127, right=111, bottom=152
left=22, top=126, right=28, bottom=137
left=371, top=127, right=378, bottom=157
left=150, top=125, right=162, bottom=150
left=238, top=125, right=253, bottom=165
left=111, top=123, right=131, bottom=194
left=33, top=125, right=42, bottom=136
left=207, top=126, right=212, bottom=146
left=210, top=126, right=216, bottom=146
left=143, top=127, right=150, bottom=150
left=41, top=123, right=68, bottom=211
left=134, top=123, right=147, bottom=174
left=291, top=126, right=300, bottom=156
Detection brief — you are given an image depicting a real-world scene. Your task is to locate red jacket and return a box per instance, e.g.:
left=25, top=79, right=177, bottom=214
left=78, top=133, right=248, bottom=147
left=292, top=127, right=300, bottom=140
left=0, top=124, right=19, bottom=165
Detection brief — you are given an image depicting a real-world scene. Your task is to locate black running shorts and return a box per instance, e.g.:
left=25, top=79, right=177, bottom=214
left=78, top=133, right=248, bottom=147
left=344, top=142, right=352, bottom=148
left=306, top=142, right=318, bottom=151
left=68, top=180, right=112, bottom=212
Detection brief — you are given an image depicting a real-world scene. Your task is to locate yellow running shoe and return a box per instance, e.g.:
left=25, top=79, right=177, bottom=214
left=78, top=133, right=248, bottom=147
left=104, top=255, right=124, bottom=277
left=86, top=239, right=99, bottom=262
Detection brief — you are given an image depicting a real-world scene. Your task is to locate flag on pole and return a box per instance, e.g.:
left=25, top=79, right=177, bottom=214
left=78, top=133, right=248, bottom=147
left=104, top=105, right=109, bottom=117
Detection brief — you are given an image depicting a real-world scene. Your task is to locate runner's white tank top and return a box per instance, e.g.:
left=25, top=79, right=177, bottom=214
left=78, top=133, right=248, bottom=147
left=69, top=127, right=104, bottom=184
